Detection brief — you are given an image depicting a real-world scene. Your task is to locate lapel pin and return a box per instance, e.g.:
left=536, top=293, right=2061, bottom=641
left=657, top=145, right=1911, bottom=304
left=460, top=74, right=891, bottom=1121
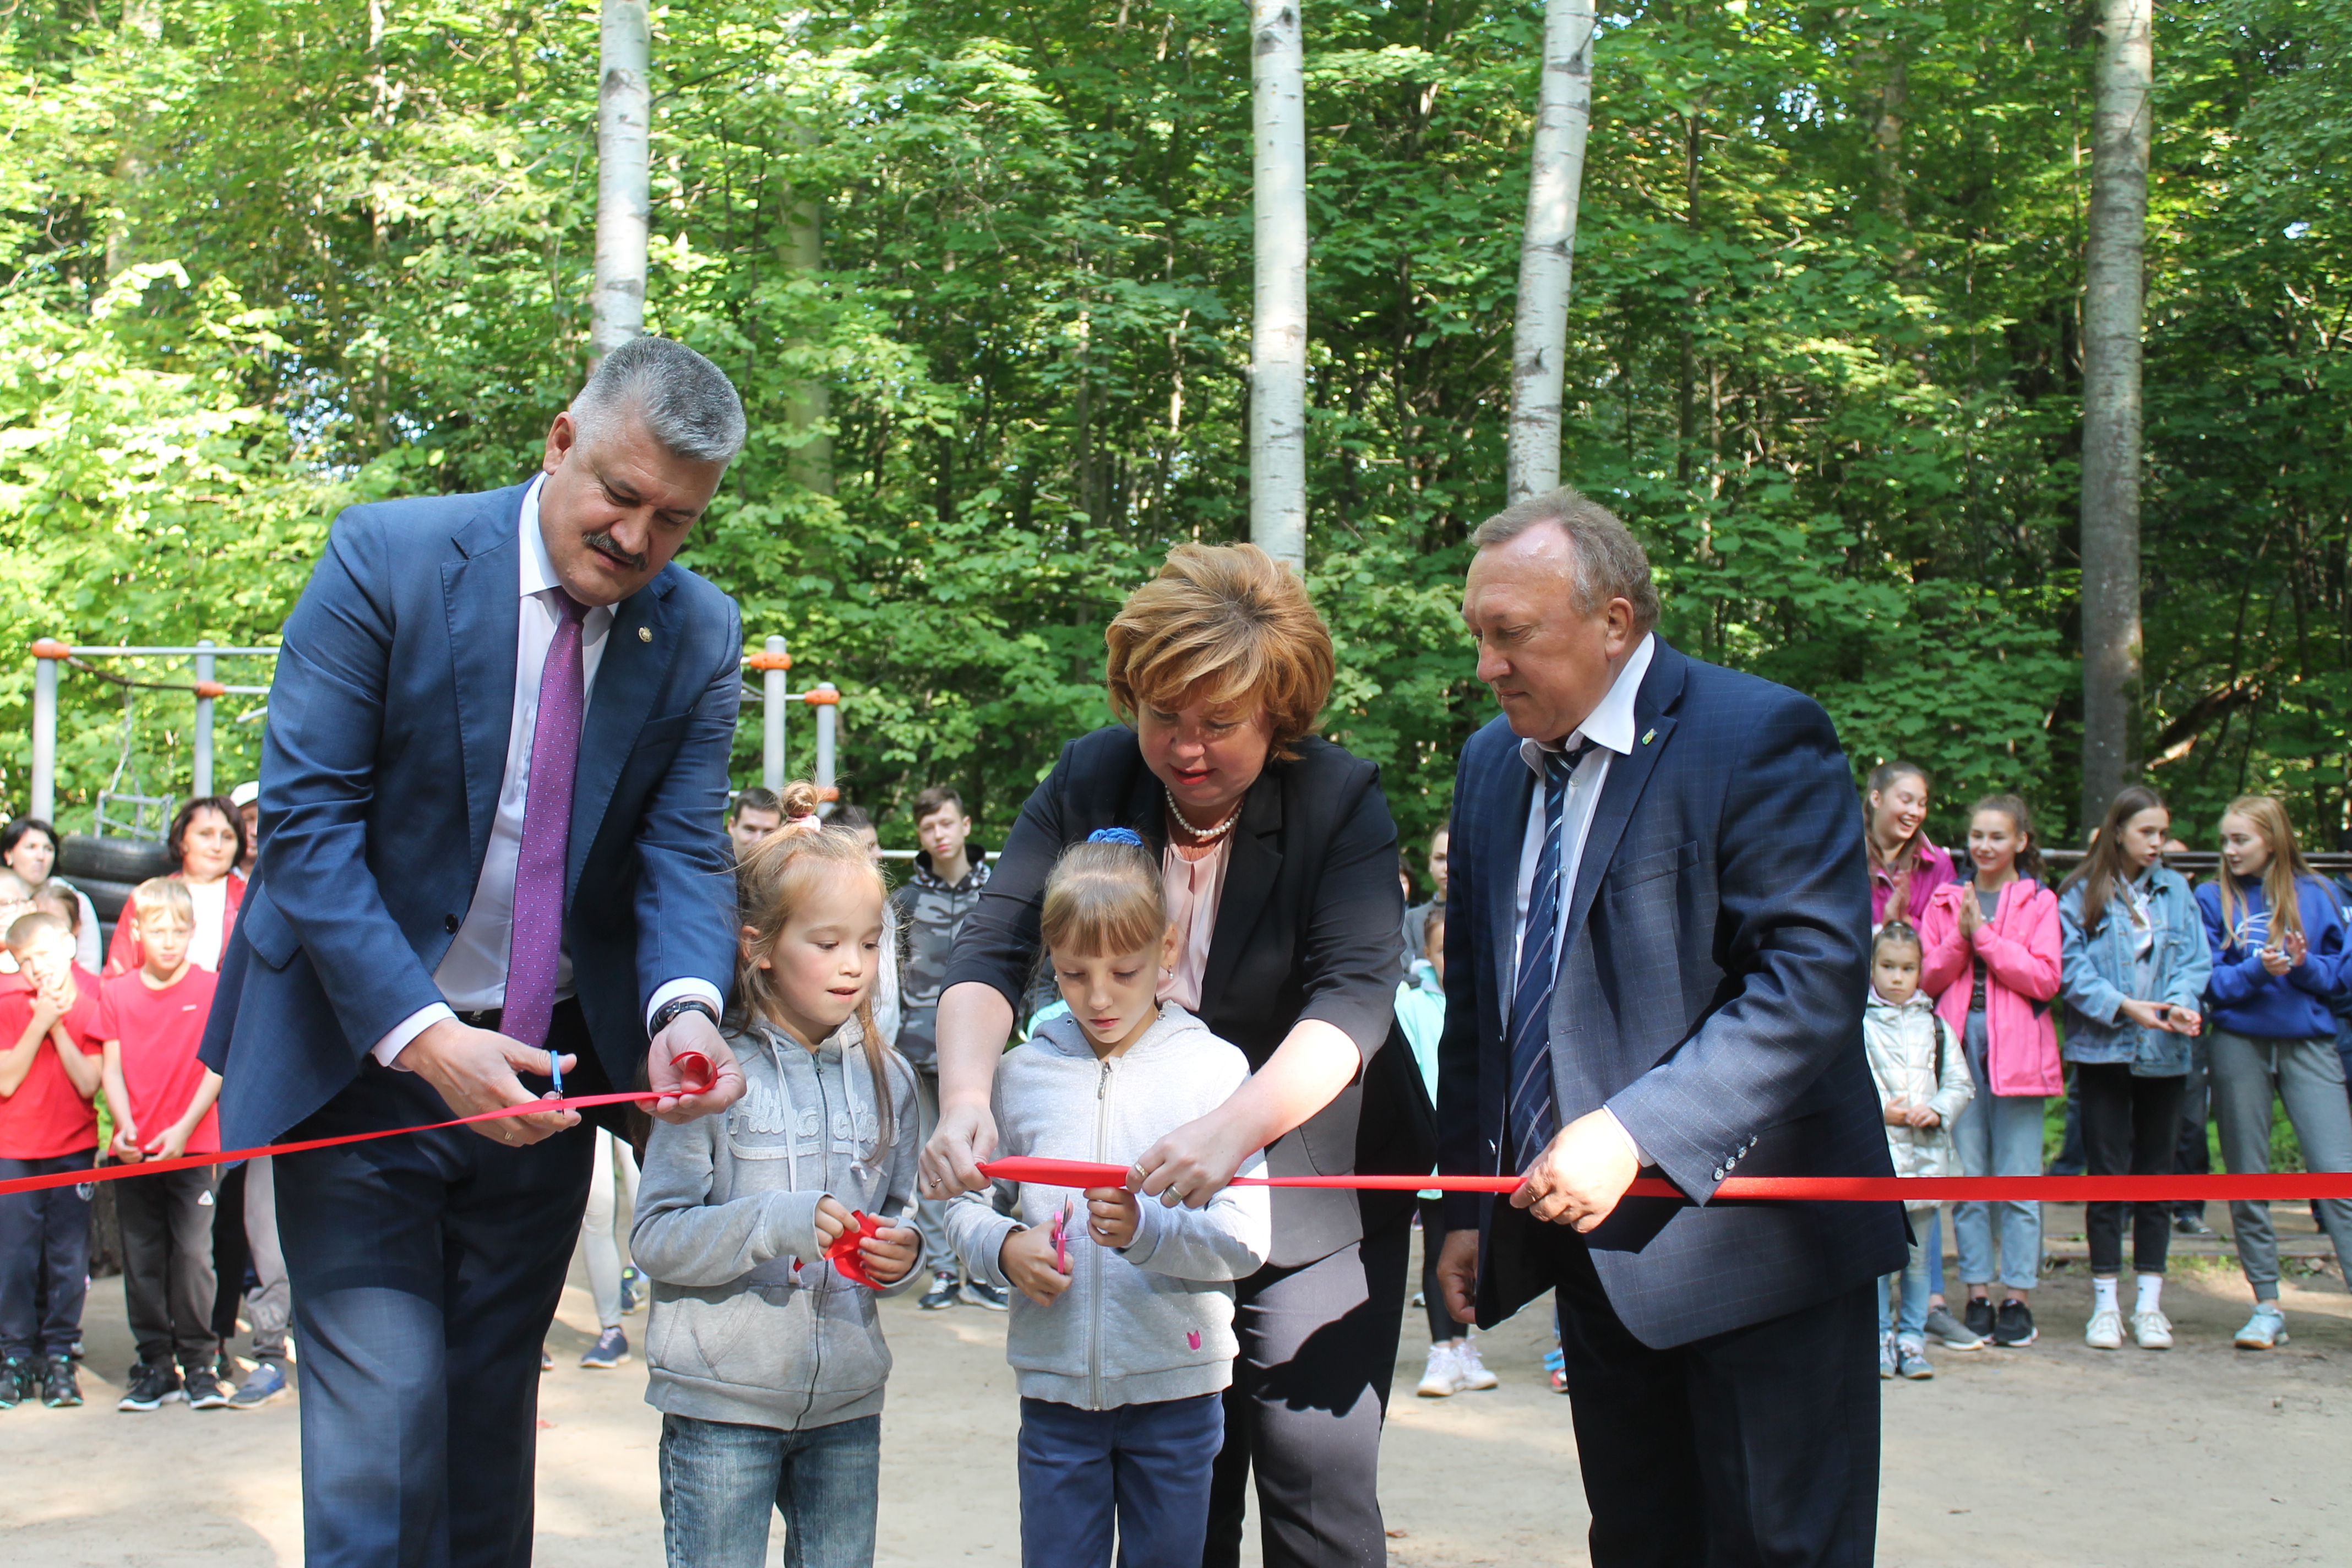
left=638, top=626, right=652, bottom=643
left=1641, top=727, right=1656, bottom=745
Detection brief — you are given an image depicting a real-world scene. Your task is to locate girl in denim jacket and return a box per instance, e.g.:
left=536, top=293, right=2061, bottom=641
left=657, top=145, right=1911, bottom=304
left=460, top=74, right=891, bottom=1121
left=1919, top=793, right=2060, bottom=1347
left=2058, top=786, right=2209, bottom=1352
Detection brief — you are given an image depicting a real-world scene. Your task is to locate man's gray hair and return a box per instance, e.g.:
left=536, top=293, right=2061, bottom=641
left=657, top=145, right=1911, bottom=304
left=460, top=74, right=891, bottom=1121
left=1471, top=487, right=1661, bottom=634
left=570, top=336, right=747, bottom=464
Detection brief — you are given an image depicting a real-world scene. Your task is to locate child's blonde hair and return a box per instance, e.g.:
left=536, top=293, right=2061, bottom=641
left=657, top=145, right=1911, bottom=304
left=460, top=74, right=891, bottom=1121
left=130, top=877, right=194, bottom=927
left=1872, top=919, right=1923, bottom=963
left=6, top=909, right=69, bottom=953
left=1040, top=830, right=1168, bottom=957
left=732, top=780, right=895, bottom=1150
left=31, top=880, right=80, bottom=933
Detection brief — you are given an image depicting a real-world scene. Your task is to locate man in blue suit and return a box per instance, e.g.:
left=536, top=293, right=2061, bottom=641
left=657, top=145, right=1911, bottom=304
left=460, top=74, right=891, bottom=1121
left=1433, top=489, right=1905, bottom=1566
left=200, top=337, right=752, bottom=1567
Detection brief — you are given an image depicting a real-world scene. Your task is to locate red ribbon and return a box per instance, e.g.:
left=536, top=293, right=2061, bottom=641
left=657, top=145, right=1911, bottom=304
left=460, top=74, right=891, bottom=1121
left=974, top=1156, right=2352, bottom=1205
left=0, top=1075, right=719, bottom=1198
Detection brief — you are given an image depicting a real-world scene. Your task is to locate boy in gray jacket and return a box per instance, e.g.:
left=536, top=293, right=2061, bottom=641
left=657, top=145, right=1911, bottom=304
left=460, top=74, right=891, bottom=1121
left=947, top=832, right=1271, bottom=1568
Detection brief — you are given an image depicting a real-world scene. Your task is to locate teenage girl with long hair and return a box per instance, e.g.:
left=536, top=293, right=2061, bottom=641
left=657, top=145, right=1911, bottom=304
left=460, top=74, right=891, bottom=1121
left=1864, top=761, right=1957, bottom=930
left=1920, top=793, right=2060, bottom=1348
left=2057, top=786, right=2209, bottom=1352
left=2196, top=794, right=2352, bottom=1350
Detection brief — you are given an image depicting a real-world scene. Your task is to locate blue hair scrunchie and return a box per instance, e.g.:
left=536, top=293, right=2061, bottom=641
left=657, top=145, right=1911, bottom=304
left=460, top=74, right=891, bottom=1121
left=1087, top=826, right=1146, bottom=848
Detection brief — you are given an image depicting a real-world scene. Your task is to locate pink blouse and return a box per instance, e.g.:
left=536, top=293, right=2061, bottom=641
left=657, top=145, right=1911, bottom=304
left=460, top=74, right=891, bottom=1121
left=1158, top=837, right=1231, bottom=1011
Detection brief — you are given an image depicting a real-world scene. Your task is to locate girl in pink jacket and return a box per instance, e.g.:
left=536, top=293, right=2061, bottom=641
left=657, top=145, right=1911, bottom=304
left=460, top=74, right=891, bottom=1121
left=1919, top=793, right=2061, bottom=1348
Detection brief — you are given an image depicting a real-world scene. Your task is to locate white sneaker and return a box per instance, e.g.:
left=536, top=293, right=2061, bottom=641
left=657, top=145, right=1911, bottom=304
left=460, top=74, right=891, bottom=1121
left=2131, top=1309, right=2173, bottom=1350
left=2084, top=1306, right=2124, bottom=1351
left=1415, top=1343, right=1460, bottom=1397
left=1453, top=1340, right=1499, bottom=1391
left=2234, top=1304, right=2288, bottom=1350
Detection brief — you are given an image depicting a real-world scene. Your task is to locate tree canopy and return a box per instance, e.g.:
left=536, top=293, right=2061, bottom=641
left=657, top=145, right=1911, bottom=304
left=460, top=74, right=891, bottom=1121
left=3, top=0, right=2348, bottom=859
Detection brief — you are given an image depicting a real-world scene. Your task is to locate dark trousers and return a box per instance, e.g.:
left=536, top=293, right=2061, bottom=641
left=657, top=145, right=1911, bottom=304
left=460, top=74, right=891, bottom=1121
left=1205, top=1213, right=1409, bottom=1568
left=2078, top=1063, right=2185, bottom=1276
left=0, top=1149, right=95, bottom=1359
left=116, top=1162, right=221, bottom=1371
left=212, top=1159, right=252, bottom=1343
left=2173, top=1033, right=2212, bottom=1222
left=1415, top=1197, right=1457, bottom=1343
left=1019, top=1393, right=1226, bottom=1568
left=1540, top=1221, right=1879, bottom=1568
left=276, top=1008, right=598, bottom=1568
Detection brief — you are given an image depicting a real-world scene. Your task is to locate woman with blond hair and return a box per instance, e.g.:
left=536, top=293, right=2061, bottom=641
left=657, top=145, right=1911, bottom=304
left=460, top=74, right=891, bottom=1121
left=2197, top=794, right=2352, bottom=1349
left=922, top=543, right=1420, bottom=1568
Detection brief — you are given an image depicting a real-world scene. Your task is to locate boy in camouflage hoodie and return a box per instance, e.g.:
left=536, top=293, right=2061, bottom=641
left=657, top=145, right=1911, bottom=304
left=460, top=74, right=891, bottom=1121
left=890, top=786, right=999, bottom=1309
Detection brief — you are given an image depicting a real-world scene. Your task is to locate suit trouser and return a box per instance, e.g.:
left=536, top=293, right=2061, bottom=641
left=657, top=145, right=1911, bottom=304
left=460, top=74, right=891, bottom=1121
left=0, top=1149, right=95, bottom=1359
left=276, top=1003, right=600, bottom=1568
left=1204, top=1212, right=1409, bottom=1568
left=1536, top=1219, right=1880, bottom=1568
left=116, top=1163, right=221, bottom=1371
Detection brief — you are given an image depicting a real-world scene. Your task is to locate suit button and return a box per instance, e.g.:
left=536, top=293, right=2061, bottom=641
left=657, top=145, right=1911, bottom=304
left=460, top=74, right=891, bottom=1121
left=444, top=914, right=461, bottom=934
left=1712, top=1168, right=1725, bottom=1182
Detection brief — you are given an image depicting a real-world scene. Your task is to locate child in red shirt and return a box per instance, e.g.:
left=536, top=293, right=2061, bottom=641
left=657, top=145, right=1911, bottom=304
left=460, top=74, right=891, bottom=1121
left=0, top=908, right=105, bottom=1408
left=97, top=878, right=226, bottom=1412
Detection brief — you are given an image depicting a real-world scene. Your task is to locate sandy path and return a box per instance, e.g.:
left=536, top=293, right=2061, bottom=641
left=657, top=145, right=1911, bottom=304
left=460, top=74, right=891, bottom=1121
left=4, top=1213, right=2348, bottom=1566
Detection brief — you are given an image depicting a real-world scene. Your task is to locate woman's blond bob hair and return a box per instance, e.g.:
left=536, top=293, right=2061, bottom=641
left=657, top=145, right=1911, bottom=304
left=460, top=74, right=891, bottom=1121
left=1040, top=839, right=1171, bottom=959
left=1104, top=543, right=1335, bottom=762
left=732, top=780, right=895, bottom=1153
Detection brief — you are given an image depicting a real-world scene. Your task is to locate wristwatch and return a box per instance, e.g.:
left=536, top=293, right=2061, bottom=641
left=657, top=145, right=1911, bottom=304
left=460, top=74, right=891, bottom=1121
left=649, top=997, right=720, bottom=1037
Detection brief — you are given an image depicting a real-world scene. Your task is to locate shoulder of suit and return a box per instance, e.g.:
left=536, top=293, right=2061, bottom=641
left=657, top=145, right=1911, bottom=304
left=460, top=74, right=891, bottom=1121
left=652, top=558, right=739, bottom=617
left=1058, top=724, right=1146, bottom=782
left=329, top=483, right=524, bottom=546
left=1669, top=646, right=1817, bottom=720
left=1280, top=733, right=1376, bottom=785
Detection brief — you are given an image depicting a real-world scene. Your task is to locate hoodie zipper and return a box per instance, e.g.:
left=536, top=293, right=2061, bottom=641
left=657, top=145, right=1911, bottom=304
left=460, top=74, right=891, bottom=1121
left=1088, top=1055, right=1118, bottom=1410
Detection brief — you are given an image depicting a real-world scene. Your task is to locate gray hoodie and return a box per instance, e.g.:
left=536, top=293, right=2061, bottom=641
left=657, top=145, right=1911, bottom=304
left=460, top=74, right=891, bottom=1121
left=946, top=1004, right=1272, bottom=1411
left=631, top=1016, right=922, bottom=1432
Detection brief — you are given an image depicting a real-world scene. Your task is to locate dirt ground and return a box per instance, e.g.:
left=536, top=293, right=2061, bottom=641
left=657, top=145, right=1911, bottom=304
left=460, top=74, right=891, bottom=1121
left=4, top=1205, right=2349, bottom=1567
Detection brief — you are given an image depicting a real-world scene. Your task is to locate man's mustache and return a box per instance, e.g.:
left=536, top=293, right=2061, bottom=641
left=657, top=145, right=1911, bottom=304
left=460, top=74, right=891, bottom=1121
left=583, top=532, right=649, bottom=573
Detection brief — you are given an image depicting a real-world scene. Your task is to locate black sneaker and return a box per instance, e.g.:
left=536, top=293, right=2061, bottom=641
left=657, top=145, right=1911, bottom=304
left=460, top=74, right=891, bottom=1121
left=960, top=1280, right=1011, bottom=1311
left=118, top=1361, right=181, bottom=1412
left=184, top=1365, right=232, bottom=1410
left=42, top=1354, right=83, bottom=1408
left=2174, top=1212, right=2214, bottom=1238
left=1992, top=1299, right=2037, bottom=1347
left=1963, top=1297, right=1996, bottom=1341
left=919, top=1272, right=960, bottom=1311
left=0, top=1355, right=31, bottom=1408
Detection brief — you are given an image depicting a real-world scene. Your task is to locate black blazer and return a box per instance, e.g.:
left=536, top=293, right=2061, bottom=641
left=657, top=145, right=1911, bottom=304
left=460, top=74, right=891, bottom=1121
left=944, top=725, right=1408, bottom=1266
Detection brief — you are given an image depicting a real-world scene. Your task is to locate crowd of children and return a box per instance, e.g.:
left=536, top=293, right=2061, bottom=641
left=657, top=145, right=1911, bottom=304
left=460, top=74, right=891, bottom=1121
left=1858, top=764, right=2352, bottom=1375
left=10, top=757, right=2352, bottom=1565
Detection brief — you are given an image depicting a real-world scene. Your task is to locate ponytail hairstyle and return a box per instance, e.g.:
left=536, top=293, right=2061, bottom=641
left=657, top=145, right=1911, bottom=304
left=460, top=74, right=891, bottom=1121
left=1871, top=918, right=1923, bottom=966
left=732, top=779, right=895, bottom=1153
left=1968, top=792, right=2045, bottom=886
left=1863, top=760, right=1934, bottom=869
left=1040, top=827, right=1172, bottom=959
left=2215, top=793, right=2312, bottom=948
left=2062, top=783, right=2166, bottom=935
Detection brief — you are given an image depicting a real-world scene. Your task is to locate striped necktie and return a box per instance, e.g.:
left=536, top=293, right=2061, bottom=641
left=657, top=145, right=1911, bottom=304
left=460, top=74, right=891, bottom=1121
left=1506, top=740, right=1591, bottom=1169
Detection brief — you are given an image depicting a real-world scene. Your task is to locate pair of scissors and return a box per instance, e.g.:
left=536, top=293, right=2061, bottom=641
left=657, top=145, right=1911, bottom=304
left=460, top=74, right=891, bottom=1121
left=1049, top=1195, right=1075, bottom=1278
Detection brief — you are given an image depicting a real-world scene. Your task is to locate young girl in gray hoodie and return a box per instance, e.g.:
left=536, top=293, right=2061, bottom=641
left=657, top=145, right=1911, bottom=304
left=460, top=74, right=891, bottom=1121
left=631, top=789, right=924, bottom=1568
left=946, top=829, right=1271, bottom=1568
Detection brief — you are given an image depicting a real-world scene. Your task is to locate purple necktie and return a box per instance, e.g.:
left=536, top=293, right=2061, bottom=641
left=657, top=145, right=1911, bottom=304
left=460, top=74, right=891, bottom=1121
left=503, top=589, right=587, bottom=1048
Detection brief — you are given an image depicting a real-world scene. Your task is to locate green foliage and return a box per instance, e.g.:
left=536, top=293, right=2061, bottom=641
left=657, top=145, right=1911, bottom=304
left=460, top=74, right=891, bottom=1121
left=2, top=0, right=2349, bottom=869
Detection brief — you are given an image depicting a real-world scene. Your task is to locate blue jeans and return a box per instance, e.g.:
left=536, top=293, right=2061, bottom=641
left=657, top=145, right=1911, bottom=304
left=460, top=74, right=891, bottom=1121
left=1018, top=1393, right=1224, bottom=1568
left=660, top=1413, right=880, bottom=1568
left=1876, top=1237, right=1930, bottom=1345
left=1920, top=1206, right=1945, bottom=1298
left=1952, top=1019, right=2045, bottom=1292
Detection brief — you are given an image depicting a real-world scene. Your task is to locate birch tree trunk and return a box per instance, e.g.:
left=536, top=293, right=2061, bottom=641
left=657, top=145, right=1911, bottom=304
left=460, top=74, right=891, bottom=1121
left=1249, top=0, right=1308, bottom=569
left=591, top=0, right=651, bottom=367
left=2079, top=0, right=2152, bottom=830
left=782, top=170, right=832, bottom=495
left=1506, top=0, right=1594, bottom=502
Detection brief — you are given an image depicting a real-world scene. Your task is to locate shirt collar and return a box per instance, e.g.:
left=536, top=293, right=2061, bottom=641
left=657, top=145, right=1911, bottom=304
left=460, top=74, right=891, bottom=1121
left=1519, top=631, right=1656, bottom=777
left=518, top=474, right=557, bottom=599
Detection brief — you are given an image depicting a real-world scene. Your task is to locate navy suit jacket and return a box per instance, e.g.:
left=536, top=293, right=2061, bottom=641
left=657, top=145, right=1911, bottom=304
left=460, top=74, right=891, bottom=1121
left=199, top=482, right=743, bottom=1148
left=1436, top=639, right=1905, bottom=1348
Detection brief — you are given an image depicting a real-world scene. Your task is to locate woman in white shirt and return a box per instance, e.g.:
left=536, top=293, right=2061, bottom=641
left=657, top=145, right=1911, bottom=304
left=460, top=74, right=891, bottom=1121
left=108, top=794, right=246, bottom=973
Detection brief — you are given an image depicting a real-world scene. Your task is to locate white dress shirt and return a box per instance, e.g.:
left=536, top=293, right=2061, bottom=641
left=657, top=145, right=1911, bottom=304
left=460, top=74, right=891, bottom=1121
left=372, top=476, right=722, bottom=1064
left=1508, top=631, right=1656, bottom=1163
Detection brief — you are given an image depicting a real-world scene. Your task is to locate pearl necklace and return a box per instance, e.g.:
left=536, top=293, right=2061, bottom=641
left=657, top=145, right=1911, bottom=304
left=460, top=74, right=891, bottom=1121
left=1164, top=787, right=1243, bottom=846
